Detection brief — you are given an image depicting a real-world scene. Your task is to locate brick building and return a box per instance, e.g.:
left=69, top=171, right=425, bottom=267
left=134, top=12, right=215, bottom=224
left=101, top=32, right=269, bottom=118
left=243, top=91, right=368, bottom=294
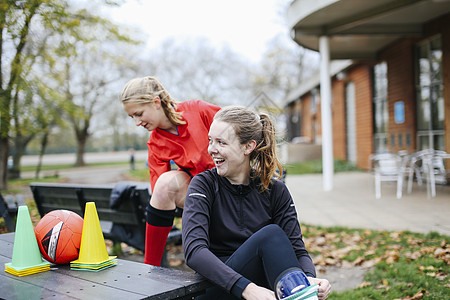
left=285, top=0, right=450, bottom=171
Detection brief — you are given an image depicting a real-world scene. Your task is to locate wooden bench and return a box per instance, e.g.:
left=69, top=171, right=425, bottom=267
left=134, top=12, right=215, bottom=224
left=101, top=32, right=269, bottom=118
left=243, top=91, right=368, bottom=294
left=29, top=182, right=182, bottom=265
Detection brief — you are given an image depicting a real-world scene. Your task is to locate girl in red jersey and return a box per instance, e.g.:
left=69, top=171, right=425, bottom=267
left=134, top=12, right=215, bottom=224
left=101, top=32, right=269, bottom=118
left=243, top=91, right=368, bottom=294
left=120, top=76, right=220, bottom=266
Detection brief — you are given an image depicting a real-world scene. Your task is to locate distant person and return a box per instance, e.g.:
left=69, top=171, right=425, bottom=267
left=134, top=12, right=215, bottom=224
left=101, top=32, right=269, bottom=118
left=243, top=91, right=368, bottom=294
left=129, top=148, right=135, bottom=170
left=119, top=76, right=220, bottom=266
left=182, top=106, right=331, bottom=300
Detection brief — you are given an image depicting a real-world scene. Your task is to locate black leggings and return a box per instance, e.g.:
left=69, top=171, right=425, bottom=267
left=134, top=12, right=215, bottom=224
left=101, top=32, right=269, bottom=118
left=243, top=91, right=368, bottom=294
left=196, top=224, right=301, bottom=299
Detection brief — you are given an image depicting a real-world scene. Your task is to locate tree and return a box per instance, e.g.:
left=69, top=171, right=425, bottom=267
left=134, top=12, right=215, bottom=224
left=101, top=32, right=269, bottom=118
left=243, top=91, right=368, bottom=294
left=0, top=0, right=133, bottom=188
left=253, top=34, right=319, bottom=105
left=138, top=37, right=254, bottom=107
left=0, top=0, right=51, bottom=188
left=48, top=21, right=140, bottom=166
left=8, top=26, right=63, bottom=179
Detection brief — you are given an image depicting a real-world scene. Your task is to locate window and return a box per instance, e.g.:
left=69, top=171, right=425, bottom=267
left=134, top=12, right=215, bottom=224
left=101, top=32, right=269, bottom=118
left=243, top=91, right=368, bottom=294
left=416, top=36, right=444, bottom=150
left=310, top=88, right=318, bottom=114
left=372, top=62, right=388, bottom=153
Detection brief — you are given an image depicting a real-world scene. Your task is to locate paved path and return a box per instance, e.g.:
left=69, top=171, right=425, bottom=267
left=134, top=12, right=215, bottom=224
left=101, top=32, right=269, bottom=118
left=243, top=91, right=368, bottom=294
left=22, top=165, right=131, bottom=185
left=20, top=150, right=148, bottom=166
left=287, top=172, right=450, bottom=236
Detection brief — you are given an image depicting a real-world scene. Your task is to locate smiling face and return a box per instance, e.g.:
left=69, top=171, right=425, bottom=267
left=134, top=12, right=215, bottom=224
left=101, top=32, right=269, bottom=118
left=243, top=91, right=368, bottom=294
left=208, top=120, right=255, bottom=185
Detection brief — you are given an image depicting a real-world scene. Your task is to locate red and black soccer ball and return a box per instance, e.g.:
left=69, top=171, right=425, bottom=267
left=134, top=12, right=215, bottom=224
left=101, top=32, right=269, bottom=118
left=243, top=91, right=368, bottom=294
left=34, top=210, right=83, bottom=264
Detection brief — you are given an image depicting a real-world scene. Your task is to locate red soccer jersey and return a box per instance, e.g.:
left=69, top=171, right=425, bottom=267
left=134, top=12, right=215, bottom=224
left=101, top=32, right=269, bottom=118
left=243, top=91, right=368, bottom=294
left=147, top=99, right=221, bottom=191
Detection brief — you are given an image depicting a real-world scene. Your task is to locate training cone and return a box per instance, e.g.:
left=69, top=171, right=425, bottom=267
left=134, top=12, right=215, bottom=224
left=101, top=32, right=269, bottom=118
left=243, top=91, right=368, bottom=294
left=71, top=202, right=116, bottom=268
left=5, top=206, right=50, bottom=276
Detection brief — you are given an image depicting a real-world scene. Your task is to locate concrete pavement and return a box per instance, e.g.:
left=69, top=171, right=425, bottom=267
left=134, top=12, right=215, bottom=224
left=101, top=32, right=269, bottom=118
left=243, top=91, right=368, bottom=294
left=286, top=172, right=450, bottom=236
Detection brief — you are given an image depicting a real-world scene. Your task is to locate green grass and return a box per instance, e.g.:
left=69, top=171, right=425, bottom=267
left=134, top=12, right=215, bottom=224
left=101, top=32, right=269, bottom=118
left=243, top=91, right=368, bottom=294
left=127, top=167, right=150, bottom=182
left=4, top=175, right=65, bottom=194
left=302, top=225, right=449, bottom=299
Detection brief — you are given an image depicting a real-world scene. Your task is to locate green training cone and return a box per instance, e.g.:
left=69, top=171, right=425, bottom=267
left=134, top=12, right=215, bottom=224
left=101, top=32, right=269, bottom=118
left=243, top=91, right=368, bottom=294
left=5, top=206, right=50, bottom=273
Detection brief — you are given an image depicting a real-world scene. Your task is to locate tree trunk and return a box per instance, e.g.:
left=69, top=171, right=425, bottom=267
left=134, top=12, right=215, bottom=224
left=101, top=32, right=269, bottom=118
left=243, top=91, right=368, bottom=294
left=35, top=131, right=49, bottom=179
left=10, top=147, right=23, bottom=180
left=75, top=135, right=87, bottom=166
left=10, top=134, right=35, bottom=179
left=0, top=137, right=9, bottom=190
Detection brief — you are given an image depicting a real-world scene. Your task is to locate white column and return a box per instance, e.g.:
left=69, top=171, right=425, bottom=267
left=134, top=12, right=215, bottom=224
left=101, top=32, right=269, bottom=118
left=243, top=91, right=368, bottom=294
left=319, top=36, right=334, bottom=191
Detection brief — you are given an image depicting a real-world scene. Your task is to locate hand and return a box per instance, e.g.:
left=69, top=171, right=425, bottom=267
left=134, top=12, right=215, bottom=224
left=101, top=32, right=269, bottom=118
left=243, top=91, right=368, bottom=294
left=307, top=277, right=331, bottom=300
left=242, top=283, right=276, bottom=300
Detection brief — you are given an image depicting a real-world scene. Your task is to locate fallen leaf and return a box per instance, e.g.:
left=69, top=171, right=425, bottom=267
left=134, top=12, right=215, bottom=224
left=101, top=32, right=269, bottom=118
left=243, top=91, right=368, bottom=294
left=390, top=232, right=401, bottom=240
left=420, top=246, right=436, bottom=254
left=376, top=284, right=389, bottom=290
left=434, top=247, right=449, bottom=257
left=365, top=250, right=376, bottom=256
left=358, top=281, right=371, bottom=288
left=315, top=236, right=327, bottom=246
left=435, top=272, right=447, bottom=280
left=405, top=251, right=421, bottom=260
left=362, top=260, right=376, bottom=268
left=419, top=265, right=435, bottom=271
left=410, top=288, right=427, bottom=299
left=353, top=256, right=365, bottom=266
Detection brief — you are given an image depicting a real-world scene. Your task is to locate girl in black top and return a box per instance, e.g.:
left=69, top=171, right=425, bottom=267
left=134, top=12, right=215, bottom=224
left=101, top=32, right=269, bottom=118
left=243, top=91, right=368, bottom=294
left=182, top=106, right=331, bottom=300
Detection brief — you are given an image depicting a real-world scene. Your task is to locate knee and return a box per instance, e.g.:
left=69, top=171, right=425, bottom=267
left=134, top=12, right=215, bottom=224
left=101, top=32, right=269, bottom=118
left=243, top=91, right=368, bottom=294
left=254, top=224, right=288, bottom=244
left=152, top=171, right=190, bottom=208
left=154, top=172, right=185, bottom=195
left=261, top=224, right=284, bottom=236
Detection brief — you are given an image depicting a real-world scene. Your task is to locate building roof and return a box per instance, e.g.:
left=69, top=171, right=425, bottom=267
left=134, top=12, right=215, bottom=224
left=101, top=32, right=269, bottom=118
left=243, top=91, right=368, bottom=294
left=284, top=59, right=353, bottom=105
left=287, top=0, right=450, bottom=60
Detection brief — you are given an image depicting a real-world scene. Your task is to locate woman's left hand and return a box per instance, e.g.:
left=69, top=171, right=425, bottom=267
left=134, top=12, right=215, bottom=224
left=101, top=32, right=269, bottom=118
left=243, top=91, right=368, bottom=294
left=307, top=277, right=331, bottom=300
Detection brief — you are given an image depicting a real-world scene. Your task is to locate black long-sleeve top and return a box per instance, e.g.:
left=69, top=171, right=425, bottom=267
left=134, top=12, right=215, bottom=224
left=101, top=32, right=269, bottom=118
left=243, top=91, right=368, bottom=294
left=182, top=168, right=316, bottom=297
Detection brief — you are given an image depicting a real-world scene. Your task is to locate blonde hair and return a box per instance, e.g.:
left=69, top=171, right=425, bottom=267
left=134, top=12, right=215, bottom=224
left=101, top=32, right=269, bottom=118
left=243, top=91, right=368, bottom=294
left=214, top=106, right=283, bottom=191
left=119, top=76, right=185, bottom=126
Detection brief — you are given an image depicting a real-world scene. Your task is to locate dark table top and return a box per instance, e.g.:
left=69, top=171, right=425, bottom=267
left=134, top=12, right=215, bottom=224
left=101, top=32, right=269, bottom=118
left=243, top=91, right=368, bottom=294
left=0, top=233, right=210, bottom=299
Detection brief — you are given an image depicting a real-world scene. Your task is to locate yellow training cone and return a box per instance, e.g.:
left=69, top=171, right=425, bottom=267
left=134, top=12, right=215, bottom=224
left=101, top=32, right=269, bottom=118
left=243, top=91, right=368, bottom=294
left=71, top=202, right=116, bottom=265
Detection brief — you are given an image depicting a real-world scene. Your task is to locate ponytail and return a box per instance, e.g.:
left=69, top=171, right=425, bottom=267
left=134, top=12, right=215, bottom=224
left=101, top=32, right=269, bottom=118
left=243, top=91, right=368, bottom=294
left=252, top=113, right=283, bottom=191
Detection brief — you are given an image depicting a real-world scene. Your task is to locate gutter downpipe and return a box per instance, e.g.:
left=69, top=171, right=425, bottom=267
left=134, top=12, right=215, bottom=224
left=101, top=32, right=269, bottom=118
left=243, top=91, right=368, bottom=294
left=319, top=36, right=334, bottom=191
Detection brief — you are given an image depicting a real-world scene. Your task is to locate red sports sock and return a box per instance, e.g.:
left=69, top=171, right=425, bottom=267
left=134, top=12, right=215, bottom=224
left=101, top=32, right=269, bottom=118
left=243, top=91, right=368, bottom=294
left=144, top=223, right=172, bottom=266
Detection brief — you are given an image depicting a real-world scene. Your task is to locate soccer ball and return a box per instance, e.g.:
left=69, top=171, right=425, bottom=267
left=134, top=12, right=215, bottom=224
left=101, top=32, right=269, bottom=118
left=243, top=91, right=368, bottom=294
left=35, top=210, right=83, bottom=264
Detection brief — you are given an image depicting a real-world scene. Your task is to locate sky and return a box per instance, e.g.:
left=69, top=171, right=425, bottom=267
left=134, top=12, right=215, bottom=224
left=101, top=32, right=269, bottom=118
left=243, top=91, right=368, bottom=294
left=104, top=0, right=292, bottom=62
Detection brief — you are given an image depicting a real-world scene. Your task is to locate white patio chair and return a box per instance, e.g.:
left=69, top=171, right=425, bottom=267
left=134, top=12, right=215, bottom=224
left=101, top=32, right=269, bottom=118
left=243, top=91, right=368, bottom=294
left=370, top=153, right=405, bottom=199
left=406, top=149, right=432, bottom=193
left=422, top=151, right=449, bottom=198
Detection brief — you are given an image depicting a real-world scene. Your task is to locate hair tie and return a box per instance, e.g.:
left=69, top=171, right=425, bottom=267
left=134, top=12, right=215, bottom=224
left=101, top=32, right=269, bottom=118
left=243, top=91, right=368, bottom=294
left=260, top=115, right=266, bottom=125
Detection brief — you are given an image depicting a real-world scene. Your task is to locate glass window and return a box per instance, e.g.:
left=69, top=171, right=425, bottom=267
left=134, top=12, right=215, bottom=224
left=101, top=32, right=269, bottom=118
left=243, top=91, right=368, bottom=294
left=310, top=89, right=318, bottom=114
left=416, top=36, right=444, bottom=150
left=372, top=62, right=388, bottom=153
